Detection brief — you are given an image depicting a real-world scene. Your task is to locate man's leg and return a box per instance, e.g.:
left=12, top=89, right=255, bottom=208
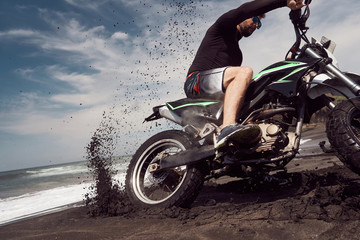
left=215, top=66, right=262, bottom=149
left=222, top=66, right=253, bottom=128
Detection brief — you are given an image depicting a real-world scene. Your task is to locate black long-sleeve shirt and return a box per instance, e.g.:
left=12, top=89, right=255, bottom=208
left=187, top=0, right=287, bottom=75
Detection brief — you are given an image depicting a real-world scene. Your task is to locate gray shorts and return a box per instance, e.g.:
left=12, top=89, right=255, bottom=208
left=184, top=67, right=227, bottom=98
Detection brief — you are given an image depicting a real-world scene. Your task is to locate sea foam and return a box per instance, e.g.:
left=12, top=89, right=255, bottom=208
left=0, top=171, right=126, bottom=226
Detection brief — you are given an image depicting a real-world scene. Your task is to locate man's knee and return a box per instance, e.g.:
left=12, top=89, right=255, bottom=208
left=224, top=66, right=253, bottom=89
left=240, top=66, right=253, bottom=82
left=241, top=66, right=253, bottom=77
left=235, top=66, right=253, bottom=86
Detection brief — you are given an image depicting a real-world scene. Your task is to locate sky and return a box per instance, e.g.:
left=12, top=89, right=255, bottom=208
left=0, top=0, right=360, bottom=172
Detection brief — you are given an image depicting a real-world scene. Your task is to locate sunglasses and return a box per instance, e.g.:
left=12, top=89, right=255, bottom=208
left=252, top=16, right=262, bottom=29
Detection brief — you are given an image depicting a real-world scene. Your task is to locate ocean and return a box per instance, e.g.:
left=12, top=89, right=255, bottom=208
left=0, top=156, right=130, bottom=226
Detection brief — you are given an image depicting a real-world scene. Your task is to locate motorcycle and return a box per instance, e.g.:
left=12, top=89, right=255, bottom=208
left=125, top=0, right=360, bottom=208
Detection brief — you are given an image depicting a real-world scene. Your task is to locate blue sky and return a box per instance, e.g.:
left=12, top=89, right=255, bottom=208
left=1, top=0, right=360, bottom=171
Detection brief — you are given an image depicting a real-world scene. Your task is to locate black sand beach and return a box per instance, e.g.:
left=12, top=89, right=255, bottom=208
left=2, top=125, right=360, bottom=240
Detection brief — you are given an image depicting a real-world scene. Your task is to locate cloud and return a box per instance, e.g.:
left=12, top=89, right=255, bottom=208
left=0, top=29, right=37, bottom=37
left=1, top=1, right=185, bottom=145
left=111, top=32, right=128, bottom=40
left=64, top=0, right=109, bottom=10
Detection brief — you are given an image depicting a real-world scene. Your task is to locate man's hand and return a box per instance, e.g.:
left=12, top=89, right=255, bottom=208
left=287, top=0, right=306, bottom=10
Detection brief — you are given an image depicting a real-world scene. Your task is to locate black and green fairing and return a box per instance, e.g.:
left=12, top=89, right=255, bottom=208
left=248, top=58, right=321, bottom=99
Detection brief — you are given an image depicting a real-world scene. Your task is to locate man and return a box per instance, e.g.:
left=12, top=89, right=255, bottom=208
left=184, top=0, right=305, bottom=149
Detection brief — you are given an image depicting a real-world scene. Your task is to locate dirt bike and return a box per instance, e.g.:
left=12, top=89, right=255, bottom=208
left=125, top=0, right=360, bottom=208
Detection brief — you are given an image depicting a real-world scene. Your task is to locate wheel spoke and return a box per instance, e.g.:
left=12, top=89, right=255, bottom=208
left=163, top=184, right=172, bottom=192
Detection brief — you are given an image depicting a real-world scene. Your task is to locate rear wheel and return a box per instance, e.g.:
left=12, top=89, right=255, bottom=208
left=327, top=98, right=360, bottom=173
left=125, top=130, right=204, bottom=208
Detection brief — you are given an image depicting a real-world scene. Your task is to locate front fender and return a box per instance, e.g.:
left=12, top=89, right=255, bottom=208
left=307, top=72, right=360, bottom=99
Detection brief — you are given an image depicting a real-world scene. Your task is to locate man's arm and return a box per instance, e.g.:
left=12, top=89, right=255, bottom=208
left=216, top=0, right=287, bottom=29
left=216, top=0, right=304, bottom=30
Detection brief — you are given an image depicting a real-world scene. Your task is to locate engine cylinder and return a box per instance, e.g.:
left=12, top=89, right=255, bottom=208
left=266, top=124, right=280, bottom=136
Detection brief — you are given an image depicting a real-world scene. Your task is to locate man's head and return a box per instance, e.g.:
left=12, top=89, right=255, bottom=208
left=237, top=14, right=265, bottom=37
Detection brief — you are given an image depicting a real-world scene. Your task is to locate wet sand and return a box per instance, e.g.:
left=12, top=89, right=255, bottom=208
left=2, top=125, right=360, bottom=240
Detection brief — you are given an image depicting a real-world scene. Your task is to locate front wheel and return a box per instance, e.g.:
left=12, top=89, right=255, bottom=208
left=125, top=130, right=204, bottom=208
left=327, top=98, right=360, bottom=173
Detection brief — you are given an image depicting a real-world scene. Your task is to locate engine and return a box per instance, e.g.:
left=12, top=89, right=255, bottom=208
left=255, top=123, right=296, bottom=153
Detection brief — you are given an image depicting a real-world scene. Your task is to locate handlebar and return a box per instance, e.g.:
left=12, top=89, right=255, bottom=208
left=287, top=2, right=311, bottom=59
left=290, top=5, right=310, bottom=31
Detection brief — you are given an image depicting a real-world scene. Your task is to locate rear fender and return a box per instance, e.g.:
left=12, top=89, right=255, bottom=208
left=144, top=105, right=183, bottom=125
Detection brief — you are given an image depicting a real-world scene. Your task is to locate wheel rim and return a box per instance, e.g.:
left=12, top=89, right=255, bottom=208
left=132, top=139, right=188, bottom=205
